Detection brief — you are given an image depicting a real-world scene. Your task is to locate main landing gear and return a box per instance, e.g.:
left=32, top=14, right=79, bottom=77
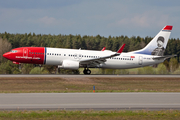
left=83, top=68, right=91, bottom=75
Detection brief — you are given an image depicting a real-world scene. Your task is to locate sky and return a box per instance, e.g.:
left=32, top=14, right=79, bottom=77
left=0, top=0, right=180, bottom=38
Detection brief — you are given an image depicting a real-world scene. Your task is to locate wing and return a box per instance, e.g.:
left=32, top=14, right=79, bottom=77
left=101, top=47, right=106, bottom=51
left=80, top=44, right=125, bottom=67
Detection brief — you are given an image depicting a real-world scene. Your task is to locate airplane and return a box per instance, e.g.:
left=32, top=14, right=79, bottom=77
left=3, top=25, right=175, bottom=74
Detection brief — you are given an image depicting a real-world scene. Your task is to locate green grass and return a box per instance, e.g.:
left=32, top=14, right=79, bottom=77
left=0, top=110, right=180, bottom=120
left=0, top=77, right=180, bottom=93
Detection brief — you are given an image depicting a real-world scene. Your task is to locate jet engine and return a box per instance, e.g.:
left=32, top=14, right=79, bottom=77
left=58, top=60, right=79, bottom=69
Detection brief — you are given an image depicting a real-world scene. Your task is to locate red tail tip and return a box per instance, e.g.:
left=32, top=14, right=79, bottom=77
left=163, top=25, right=173, bottom=30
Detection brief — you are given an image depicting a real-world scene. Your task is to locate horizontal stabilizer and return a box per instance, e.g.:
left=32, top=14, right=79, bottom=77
left=153, top=55, right=177, bottom=60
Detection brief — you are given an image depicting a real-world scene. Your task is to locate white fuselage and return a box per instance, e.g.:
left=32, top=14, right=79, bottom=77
left=45, top=47, right=163, bottom=69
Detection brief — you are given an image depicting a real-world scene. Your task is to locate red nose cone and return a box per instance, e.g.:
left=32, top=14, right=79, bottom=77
left=3, top=53, right=7, bottom=58
left=3, top=52, right=10, bottom=59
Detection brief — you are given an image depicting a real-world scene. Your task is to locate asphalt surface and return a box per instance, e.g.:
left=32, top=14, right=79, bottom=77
left=0, top=74, right=180, bottom=78
left=0, top=93, right=180, bottom=111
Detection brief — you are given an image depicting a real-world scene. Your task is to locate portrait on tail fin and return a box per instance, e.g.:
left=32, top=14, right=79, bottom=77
left=151, top=36, right=165, bottom=56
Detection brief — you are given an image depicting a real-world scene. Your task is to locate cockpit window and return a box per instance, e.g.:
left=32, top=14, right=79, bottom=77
left=10, top=50, right=17, bottom=53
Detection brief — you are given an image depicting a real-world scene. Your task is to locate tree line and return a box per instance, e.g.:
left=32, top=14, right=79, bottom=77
left=0, top=32, right=179, bottom=74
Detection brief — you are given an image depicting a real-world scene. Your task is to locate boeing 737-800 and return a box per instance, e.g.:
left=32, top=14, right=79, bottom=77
left=3, top=25, right=175, bottom=74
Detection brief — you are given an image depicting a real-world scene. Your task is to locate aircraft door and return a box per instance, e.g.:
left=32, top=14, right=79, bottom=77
left=139, top=56, right=143, bottom=65
left=23, top=48, right=28, bottom=59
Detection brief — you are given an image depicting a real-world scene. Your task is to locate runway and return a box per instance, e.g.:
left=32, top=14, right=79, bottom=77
left=0, top=93, right=180, bottom=111
left=0, top=74, right=180, bottom=78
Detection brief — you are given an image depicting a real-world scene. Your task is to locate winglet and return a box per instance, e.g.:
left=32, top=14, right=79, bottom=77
left=117, top=44, right=126, bottom=53
left=101, top=47, right=106, bottom=51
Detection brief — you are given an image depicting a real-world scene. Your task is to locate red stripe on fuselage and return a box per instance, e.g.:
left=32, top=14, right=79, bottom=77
left=4, top=47, right=45, bottom=64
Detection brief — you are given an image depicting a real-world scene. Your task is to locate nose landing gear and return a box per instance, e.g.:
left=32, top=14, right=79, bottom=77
left=83, top=68, right=91, bottom=75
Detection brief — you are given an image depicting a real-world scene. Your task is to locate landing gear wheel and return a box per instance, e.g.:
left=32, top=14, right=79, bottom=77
left=83, top=69, right=87, bottom=74
left=83, top=68, right=91, bottom=75
left=86, top=69, right=91, bottom=75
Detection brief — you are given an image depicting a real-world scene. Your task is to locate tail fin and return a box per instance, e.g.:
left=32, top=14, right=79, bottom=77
left=131, top=25, right=173, bottom=56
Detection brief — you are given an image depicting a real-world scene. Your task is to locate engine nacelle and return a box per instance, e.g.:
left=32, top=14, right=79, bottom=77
left=58, top=60, right=79, bottom=70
